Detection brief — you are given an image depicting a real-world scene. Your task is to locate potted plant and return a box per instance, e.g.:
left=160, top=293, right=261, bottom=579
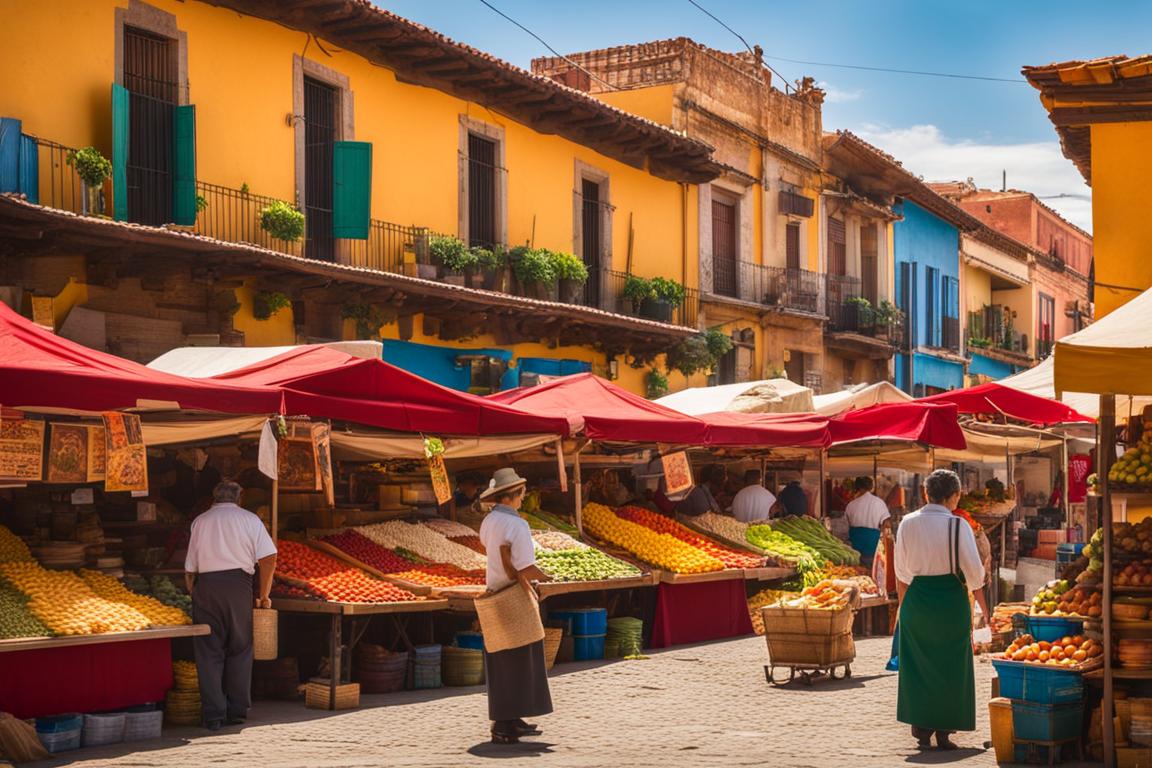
left=67, top=147, right=112, bottom=217
left=622, top=275, right=655, bottom=314
left=645, top=369, right=669, bottom=399
left=551, top=250, right=589, bottom=304
left=469, top=245, right=508, bottom=291
left=252, top=291, right=291, bottom=321
left=667, top=327, right=732, bottom=378
left=260, top=200, right=306, bottom=242
left=639, top=277, right=685, bottom=323
left=844, top=296, right=875, bottom=333
left=968, top=336, right=992, bottom=350
left=428, top=234, right=473, bottom=286
left=510, top=246, right=557, bottom=301
left=873, top=300, right=903, bottom=339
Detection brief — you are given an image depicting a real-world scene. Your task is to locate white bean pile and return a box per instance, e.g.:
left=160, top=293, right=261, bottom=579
left=357, top=521, right=486, bottom=571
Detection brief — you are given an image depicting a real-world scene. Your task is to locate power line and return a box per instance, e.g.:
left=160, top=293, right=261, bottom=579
left=762, top=54, right=1026, bottom=84
left=475, top=0, right=617, bottom=91
left=684, top=0, right=794, bottom=88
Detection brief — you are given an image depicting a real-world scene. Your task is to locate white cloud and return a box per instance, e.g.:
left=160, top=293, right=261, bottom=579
left=852, top=124, right=1093, bottom=232
left=817, top=82, right=863, bottom=104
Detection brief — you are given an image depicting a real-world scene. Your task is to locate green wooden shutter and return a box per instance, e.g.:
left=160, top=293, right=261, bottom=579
left=172, top=104, right=197, bottom=225
left=111, top=83, right=129, bottom=221
left=332, top=140, right=371, bottom=239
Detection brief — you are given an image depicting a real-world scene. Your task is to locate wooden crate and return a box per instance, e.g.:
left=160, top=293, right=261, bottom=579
left=305, top=679, right=360, bottom=711
left=764, top=630, right=854, bottom=668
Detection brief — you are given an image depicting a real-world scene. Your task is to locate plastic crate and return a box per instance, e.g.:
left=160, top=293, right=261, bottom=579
left=1025, top=615, right=1085, bottom=643
left=122, top=708, right=164, bottom=742
left=412, top=644, right=442, bottom=690
left=549, top=608, right=607, bottom=637
left=1011, top=700, right=1083, bottom=742
left=455, top=631, right=484, bottom=650
left=991, top=659, right=1085, bottom=704
left=36, top=713, right=83, bottom=734
left=38, top=729, right=81, bottom=754
left=82, top=713, right=126, bottom=747
left=573, top=634, right=606, bottom=661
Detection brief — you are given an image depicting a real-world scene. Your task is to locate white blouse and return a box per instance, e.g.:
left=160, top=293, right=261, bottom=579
left=479, top=505, right=536, bottom=591
left=893, top=504, right=985, bottom=591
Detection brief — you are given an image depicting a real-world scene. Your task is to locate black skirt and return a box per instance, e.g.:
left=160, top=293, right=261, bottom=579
left=484, top=640, right=554, bottom=722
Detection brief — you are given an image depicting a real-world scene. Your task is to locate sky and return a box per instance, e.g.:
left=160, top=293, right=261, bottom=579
left=379, top=0, right=1152, bottom=233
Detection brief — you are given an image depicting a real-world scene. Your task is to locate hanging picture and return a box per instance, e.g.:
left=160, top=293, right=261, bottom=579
left=428, top=453, right=452, bottom=506
left=277, top=438, right=319, bottom=491
left=0, top=418, right=45, bottom=481
left=47, top=423, right=89, bottom=484
left=31, top=296, right=54, bottom=330
left=86, top=425, right=106, bottom=482
left=102, top=412, right=148, bottom=493
left=661, top=450, right=693, bottom=497
left=312, top=422, right=334, bottom=506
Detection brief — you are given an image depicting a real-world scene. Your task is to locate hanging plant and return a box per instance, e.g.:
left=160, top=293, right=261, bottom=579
left=66, top=147, right=112, bottom=188
left=341, top=302, right=387, bottom=340
left=260, top=200, right=306, bottom=242
left=645, top=369, right=669, bottom=399
left=650, top=277, right=686, bottom=304
left=252, top=291, right=291, bottom=320
left=668, top=327, right=732, bottom=378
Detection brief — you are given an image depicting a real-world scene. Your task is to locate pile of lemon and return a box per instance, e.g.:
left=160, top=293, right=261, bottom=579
left=583, top=503, right=723, bottom=574
left=0, top=562, right=150, bottom=635
left=79, top=569, right=191, bottom=626
left=0, top=525, right=32, bottom=564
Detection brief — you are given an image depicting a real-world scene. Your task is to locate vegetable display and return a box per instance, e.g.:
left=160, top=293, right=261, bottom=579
left=358, top=521, right=486, bottom=571
left=275, top=540, right=421, bottom=603
left=535, top=548, right=641, bottom=582
left=745, top=524, right=825, bottom=586
left=0, top=577, right=52, bottom=640
left=770, top=516, right=861, bottom=566
left=780, top=580, right=858, bottom=610
left=614, top=505, right=763, bottom=569
left=532, top=530, right=587, bottom=552
left=319, top=530, right=484, bottom=587
left=122, top=574, right=193, bottom=618
left=583, top=503, right=724, bottom=574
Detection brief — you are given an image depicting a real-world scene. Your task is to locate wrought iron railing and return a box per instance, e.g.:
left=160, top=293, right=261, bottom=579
left=28, top=137, right=86, bottom=214
left=825, top=275, right=863, bottom=332
left=966, top=305, right=1029, bottom=356
left=606, top=270, right=699, bottom=329
left=736, top=263, right=824, bottom=315
left=193, top=181, right=304, bottom=257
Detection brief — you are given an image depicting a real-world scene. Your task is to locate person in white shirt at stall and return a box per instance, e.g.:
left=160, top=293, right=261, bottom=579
left=844, top=476, right=891, bottom=568
left=730, top=470, right=777, bottom=523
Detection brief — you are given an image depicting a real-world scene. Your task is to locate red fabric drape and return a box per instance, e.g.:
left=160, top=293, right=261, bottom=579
left=828, top=401, right=967, bottom=449
left=919, top=382, right=1091, bottom=425
left=649, top=580, right=755, bottom=648
left=0, top=639, right=173, bottom=719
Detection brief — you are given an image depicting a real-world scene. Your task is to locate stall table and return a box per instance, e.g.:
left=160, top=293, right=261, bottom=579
left=855, top=595, right=897, bottom=636
left=271, top=598, right=448, bottom=709
left=0, top=625, right=210, bottom=719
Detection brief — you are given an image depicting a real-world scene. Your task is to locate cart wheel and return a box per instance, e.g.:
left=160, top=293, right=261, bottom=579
left=830, top=665, right=845, bottom=680
left=844, top=664, right=852, bottom=678
left=801, top=671, right=813, bottom=686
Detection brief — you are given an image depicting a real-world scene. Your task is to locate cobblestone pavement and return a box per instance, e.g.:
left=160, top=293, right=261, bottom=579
left=35, top=637, right=1095, bottom=768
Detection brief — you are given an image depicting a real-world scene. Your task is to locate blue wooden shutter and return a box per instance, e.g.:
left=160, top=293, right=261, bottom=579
left=172, top=104, right=197, bottom=225
left=332, top=140, right=371, bottom=239
left=19, top=134, right=38, bottom=203
left=111, top=84, right=129, bottom=221
left=0, top=118, right=20, bottom=194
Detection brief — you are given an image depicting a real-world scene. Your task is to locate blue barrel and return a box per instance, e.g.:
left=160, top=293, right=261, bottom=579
left=573, top=634, right=606, bottom=661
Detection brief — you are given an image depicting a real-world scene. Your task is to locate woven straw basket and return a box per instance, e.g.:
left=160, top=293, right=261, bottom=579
left=474, top=585, right=544, bottom=654
left=253, top=608, right=278, bottom=661
left=543, top=627, right=563, bottom=670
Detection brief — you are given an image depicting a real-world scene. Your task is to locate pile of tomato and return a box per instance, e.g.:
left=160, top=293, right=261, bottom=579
left=275, top=539, right=420, bottom=603
left=615, top=506, right=763, bottom=569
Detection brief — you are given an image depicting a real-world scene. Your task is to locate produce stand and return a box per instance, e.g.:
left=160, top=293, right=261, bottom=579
left=0, top=624, right=209, bottom=653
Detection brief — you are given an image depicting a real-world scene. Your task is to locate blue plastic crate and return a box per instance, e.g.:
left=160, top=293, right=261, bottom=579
left=1025, top=615, right=1085, bottom=643
left=573, top=634, right=605, bottom=661
left=455, top=631, right=484, bottom=650
left=36, top=714, right=83, bottom=734
left=549, top=608, right=607, bottom=637
left=991, top=659, right=1085, bottom=704
left=1011, top=700, right=1083, bottom=742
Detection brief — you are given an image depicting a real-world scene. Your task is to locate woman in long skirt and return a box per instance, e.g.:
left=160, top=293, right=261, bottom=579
left=894, top=469, right=985, bottom=750
left=477, top=468, right=554, bottom=744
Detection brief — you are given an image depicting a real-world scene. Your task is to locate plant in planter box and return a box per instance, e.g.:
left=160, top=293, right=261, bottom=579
left=968, top=336, right=992, bottom=350
left=470, top=246, right=508, bottom=291
left=551, top=250, right=589, bottom=304
left=639, top=277, right=686, bottom=322
left=67, top=147, right=112, bottom=217
left=844, top=296, right=875, bottom=331
left=428, top=234, right=474, bottom=285
left=645, top=368, right=669, bottom=399
left=622, top=275, right=655, bottom=313
left=260, top=200, right=306, bottom=242
left=511, top=246, right=557, bottom=300
left=873, top=300, right=904, bottom=336
left=252, top=291, right=291, bottom=321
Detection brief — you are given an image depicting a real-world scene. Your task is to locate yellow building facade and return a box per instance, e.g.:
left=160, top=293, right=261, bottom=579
left=1, top=0, right=721, bottom=395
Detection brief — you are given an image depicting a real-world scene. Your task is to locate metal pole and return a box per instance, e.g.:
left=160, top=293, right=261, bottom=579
left=574, top=449, right=584, bottom=536
left=817, top=449, right=825, bottom=518
left=1061, top=435, right=1070, bottom=527
left=1101, top=393, right=1116, bottom=766
left=271, top=477, right=279, bottom=539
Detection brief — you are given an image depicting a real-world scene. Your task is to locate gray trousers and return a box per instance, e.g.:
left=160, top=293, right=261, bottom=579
left=192, top=569, right=254, bottom=723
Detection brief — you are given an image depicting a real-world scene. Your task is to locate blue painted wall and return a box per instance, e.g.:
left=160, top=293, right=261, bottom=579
left=893, top=200, right=963, bottom=393
left=968, top=353, right=1015, bottom=381
left=381, top=340, right=591, bottom=392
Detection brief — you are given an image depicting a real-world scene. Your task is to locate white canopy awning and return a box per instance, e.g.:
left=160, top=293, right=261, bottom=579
left=654, top=379, right=814, bottom=415
left=148, top=341, right=383, bottom=377
left=812, top=381, right=913, bottom=416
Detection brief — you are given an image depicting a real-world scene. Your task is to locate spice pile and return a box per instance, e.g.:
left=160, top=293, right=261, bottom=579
left=275, top=540, right=421, bottom=603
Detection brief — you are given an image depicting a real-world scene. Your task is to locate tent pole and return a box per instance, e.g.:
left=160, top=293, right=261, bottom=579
left=271, top=477, right=279, bottom=540
left=1061, top=435, right=1070, bottom=527
left=573, top=449, right=584, bottom=536
left=817, top=449, right=825, bottom=518
left=1101, top=394, right=1116, bottom=765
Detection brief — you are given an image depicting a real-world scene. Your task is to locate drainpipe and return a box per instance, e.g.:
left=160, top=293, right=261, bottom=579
left=681, top=182, right=689, bottom=311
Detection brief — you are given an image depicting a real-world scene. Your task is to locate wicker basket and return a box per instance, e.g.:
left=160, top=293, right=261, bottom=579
left=765, top=630, right=855, bottom=668
left=761, top=603, right=854, bottom=637
left=442, top=646, right=485, bottom=687
left=253, top=608, right=278, bottom=661
left=543, top=627, right=563, bottom=670
left=474, top=586, right=544, bottom=653
left=306, top=679, right=360, bottom=710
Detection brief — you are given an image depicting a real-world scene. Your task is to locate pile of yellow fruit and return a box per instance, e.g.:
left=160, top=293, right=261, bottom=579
left=0, top=525, right=32, bottom=564
left=583, top=503, right=724, bottom=574
left=0, top=562, right=150, bottom=635
left=1110, top=429, right=1152, bottom=489
left=748, top=588, right=799, bottom=635
left=79, top=569, right=190, bottom=626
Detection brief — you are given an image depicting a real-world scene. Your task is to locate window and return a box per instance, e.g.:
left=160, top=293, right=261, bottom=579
left=860, top=223, right=878, bottom=304
left=942, top=276, right=960, bottom=351
left=1038, top=293, right=1056, bottom=358
left=580, top=177, right=604, bottom=307
left=468, top=133, right=498, bottom=248
left=303, top=76, right=338, bottom=262
left=785, top=222, right=801, bottom=271
left=897, top=261, right=915, bottom=349
left=827, top=217, right=846, bottom=276
left=779, top=190, right=814, bottom=218
left=123, top=26, right=178, bottom=226
left=711, top=195, right=738, bottom=297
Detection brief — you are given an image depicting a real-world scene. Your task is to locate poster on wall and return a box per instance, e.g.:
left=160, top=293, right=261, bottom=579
left=47, top=423, right=90, bottom=484
left=102, top=412, right=148, bottom=493
left=1068, top=454, right=1092, bottom=504
left=312, top=422, right=334, bottom=506
left=86, top=425, right=106, bottom=482
left=661, top=450, right=693, bottom=497
left=0, top=418, right=45, bottom=481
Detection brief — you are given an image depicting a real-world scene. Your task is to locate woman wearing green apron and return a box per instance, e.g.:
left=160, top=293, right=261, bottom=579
left=844, top=476, right=890, bottom=569
left=893, top=469, right=985, bottom=751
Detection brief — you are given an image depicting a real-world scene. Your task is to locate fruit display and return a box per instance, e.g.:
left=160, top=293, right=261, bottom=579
left=1029, top=580, right=1101, bottom=618
left=421, top=518, right=478, bottom=538
left=781, top=580, right=859, bottom=610
left=535, top=547, right=641, bottom=582
left=0, top=576, right=52, bottom=640
left=0, top=525, right=32, bottom=564
left=1000, top=633, right=1103, bottom=668
left=319, top=530, right=485, bottom=587
left=271, top=579, right=321, bottom=601
left=745, top=524, right=825, bottom=586
left=78, top=569, right=191, bottom=626
left=1115, top=560, right=1152, bottom=588
left=614, top=505, right=763, bottom=569
left=583, top=503, right=724, bottom=574
left=532, top=530, right=587, bottom=552
left=0, top=561, right=150, bottom=635
left=692, top=512, right=753, bottom=546
left=770, top=516, right=861, bottom=566
left=1109, top=429, right=1152, bottom=490
left=275, top=540, right=421, bottom=603
left=991, top=603, right=1030, bottom=635
left=357, top=521, right=486, bottom=571
left=747, top=588, right=799, bottom=635
left=520, top=508, right=579, bottom=535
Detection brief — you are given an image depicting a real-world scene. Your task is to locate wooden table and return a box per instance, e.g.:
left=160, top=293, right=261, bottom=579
left=743, top=567, right=796, bottom=582
left=271, top=598, right=448, bottom=709
left=855, top=595, right=897, bottom=636
left=657, top=569, right=746, bottom=585
left=0, top=624, right=209, bottom=653
left=440, top=573, right=658, bottom=614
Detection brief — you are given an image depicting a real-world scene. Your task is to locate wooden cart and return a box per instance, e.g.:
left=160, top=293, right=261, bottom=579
left=760, top=602, right=856, bottom=685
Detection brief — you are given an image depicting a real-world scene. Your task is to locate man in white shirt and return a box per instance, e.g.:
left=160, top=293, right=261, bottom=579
left=730, top=470, right=776, bottom=523
left=185, top=482, right=278, bottom=731
left=844, top=476, right=890, bottom=567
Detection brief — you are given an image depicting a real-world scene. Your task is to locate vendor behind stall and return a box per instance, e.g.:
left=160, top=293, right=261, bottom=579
left=775, top=479, right=808, bottom=517
left=675, top=464, right=726, bottom=517
left=730, top=470, right=776, bottom=523
left=845, top=476, right=890, bottom=568
left=185, top=481, right=278, bottom=731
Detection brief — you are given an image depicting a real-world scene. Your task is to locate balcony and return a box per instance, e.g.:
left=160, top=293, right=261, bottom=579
left=823, top=275, right=902, bottom=358
left=711, top=260, right=825, bottom=316
left=966, top=305, right=1030, bottom=360
left=19, top=136, right=698, bottom=332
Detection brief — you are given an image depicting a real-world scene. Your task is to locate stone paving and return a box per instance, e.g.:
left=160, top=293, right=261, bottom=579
left=34, top=636, right=1097, bottom=768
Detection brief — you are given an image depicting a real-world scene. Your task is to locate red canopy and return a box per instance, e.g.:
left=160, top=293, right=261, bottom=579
left=0, top=302, right=280, bottom=414
left=490, top=374, right=831, bottom=447
left=828, top=401, right=967, bottom=449
left=919, top=382, right=1092, bottom=425
left=208, top=345, right=568, bottom=436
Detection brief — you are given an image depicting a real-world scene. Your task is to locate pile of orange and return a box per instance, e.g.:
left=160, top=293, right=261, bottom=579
left=1001, top=633, right=1102, bottom=667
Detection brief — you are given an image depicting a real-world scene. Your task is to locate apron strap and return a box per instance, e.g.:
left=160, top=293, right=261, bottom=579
left=950, top=517, right=962, bottom=582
